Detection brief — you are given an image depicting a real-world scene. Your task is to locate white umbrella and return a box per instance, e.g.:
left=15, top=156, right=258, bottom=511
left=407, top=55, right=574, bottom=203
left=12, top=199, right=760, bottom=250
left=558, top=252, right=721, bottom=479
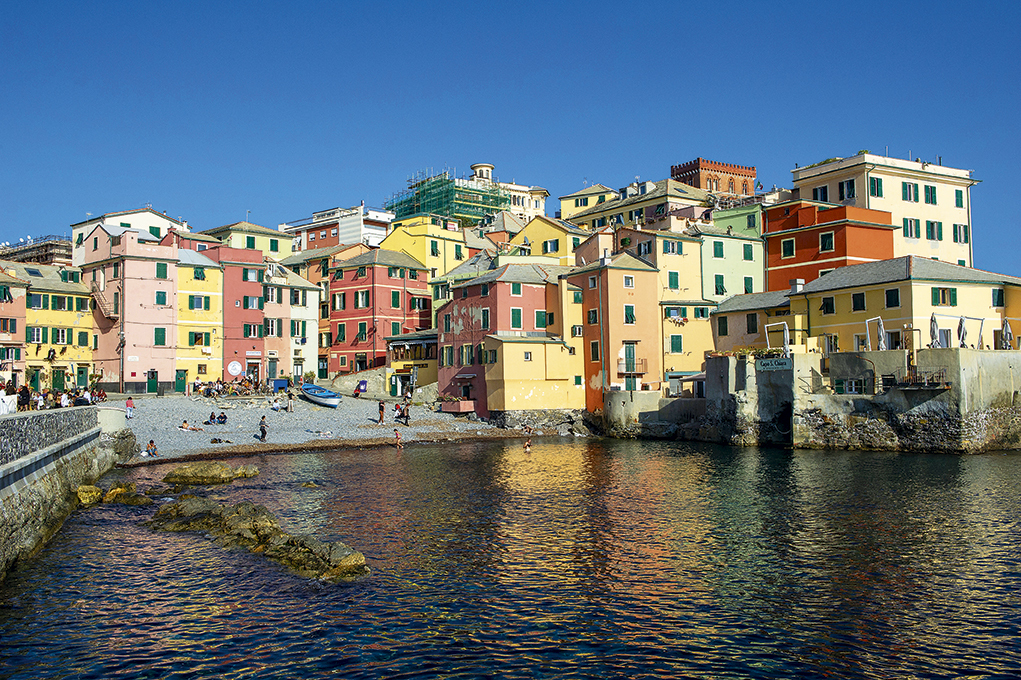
left=782, top=324, right=790, bottom=357
left=930, top=313, right=940, bottom=348
left=958, top=317, right=967, bottom=348
left=1003, top=320, right=1015, bottom=350
left=877, top=318, right=887, bottom=351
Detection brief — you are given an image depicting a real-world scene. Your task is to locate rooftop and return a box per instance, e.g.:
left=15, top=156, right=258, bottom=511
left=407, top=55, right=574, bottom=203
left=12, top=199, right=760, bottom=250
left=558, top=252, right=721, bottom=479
left=799, top=256, right=1021, bottom=295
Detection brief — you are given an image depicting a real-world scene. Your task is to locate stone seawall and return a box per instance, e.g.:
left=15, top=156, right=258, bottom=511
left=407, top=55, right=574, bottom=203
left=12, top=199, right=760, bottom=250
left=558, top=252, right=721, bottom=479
left=0, top=407, right=134, bottom=582
left=488, top=408, right=596, bottom=436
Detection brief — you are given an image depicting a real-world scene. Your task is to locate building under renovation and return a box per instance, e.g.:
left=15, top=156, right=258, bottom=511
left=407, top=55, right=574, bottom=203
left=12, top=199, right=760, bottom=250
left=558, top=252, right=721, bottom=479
left=0, top=235, right=73, bottom=266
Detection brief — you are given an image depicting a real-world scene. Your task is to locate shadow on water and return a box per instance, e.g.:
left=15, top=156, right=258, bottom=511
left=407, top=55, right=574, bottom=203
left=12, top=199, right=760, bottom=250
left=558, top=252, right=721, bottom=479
left=1, top=439, right=1021, bottom=678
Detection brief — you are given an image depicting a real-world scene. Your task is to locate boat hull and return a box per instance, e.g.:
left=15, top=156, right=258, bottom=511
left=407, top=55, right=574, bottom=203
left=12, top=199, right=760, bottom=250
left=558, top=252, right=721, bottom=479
left=300, top=386, right=342, bottom=408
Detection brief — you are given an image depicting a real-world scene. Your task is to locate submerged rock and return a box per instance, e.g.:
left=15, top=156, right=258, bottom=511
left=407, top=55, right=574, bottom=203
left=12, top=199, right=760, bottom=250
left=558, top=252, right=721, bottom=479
left=233, top=464, right=259, bottom=479
left=147, top=498, right=369, bottom=582
left=77, top=485, right=103, bottom=506
left=163, top=462, right=235, bottom=485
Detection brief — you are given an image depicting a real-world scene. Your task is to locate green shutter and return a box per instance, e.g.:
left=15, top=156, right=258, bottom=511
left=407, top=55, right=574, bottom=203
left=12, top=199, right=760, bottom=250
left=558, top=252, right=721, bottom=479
left=671, top=335, right=683, bottom=352
left=937, top=222, right=943, bottom=241
left=204, top=296, right=210, bottom=311
left=903, top=218, right=909, bottom=237
left=204, top=333, right=210, bottom=346
left=156, top=262, right=167, bottom=278
left=243, top=297, right=249, bottom=310
left=258, top=296, right=264, bottom=310
left=302, top=320, right=306, bottom=337
left=188, top=296, right=195, bottom=310
left=668, top=271, right=678, bottom=289
left=78, top=331, right=87, bottom=347
left=41, top=327, right=48, bottom=343
left=932, top=288, right=940, bottom=305
left=188, top=332, right=195, bottom=346
left=950, top=288, right=957, bottom=306
left=302, top=290, right=307, bottom=306
left=25, top=326, right=31, bottom=343
left=392, top=290, right=400, bottom=308
left=257, top=269, right=264, bottom=283
left=277, top=319, right=283, bottom=337
left=42, top=294, right=49, bottom=310
left=511, top=308, right=522, bottom=328
left=154, top=328, right=165, bottom=346
left=9, top=319, right=14, bottom=334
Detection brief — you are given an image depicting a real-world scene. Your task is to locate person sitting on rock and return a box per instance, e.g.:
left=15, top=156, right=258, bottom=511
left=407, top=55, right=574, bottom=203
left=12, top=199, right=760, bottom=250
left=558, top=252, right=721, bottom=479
left=217, top=412, right=227, bottom=424
left=179, top=420, right=203, bottom=431
left=145, top=440, right=158, bottom=457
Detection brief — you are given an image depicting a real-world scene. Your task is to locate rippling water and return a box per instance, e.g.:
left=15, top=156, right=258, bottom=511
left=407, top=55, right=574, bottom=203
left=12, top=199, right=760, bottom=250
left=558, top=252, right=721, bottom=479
left=2, top=439, right=1020, bottom=679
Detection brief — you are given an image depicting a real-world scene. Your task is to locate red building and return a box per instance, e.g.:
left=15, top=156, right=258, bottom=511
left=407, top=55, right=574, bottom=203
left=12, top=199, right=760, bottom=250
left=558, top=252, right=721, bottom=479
left=327, top=250, right=429, bottom=375
left=763, top=201, right=896, bottom=291
left=671, top=157, right=757, bottom=195
left=200, top=247, right=267, bottom=381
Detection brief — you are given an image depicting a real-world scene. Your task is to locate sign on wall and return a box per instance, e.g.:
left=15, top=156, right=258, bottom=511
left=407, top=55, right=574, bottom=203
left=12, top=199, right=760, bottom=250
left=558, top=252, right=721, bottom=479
left=755, top=357, right=793, bottom=371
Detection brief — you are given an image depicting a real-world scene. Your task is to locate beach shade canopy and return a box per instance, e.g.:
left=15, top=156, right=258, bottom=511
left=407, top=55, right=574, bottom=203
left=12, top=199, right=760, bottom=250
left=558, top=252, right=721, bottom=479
left=930, top=313, right=941, bottom=348
left=958, top=317, right=968, bottom=348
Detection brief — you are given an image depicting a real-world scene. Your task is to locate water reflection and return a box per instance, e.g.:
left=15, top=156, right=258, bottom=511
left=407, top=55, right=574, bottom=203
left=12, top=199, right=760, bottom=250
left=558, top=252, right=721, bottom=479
left=1, top=441, right=1020, bottom=678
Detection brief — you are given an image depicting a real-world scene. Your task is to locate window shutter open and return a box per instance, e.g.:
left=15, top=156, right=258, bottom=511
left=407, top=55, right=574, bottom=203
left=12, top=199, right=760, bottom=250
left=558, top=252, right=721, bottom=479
left=42, top=327, right=48, bottom=343
left=204, top=333, right=210, bottom=346
left=301, top=321, right=307, bottom=337
left=257, top=269, right=264, bottom=283
left=950, top=288, right=958, bottom=306
left=204, top=297, right=210, bottom=311
left=258, top=297, right=264, bottom=310
left=277, top=319, right=283, bottom=337
left=932, top=288, right=940, bottom=306
left=937, top=222, right=943, bottom=241
left=26, top=326, right=31, bottom=343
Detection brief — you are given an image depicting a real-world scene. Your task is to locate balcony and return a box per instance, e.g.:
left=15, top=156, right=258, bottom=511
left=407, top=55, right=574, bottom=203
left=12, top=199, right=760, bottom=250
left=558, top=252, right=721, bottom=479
left=441, top=399, right=475, bottom=413
left=617, top=358, right=648, bottom=375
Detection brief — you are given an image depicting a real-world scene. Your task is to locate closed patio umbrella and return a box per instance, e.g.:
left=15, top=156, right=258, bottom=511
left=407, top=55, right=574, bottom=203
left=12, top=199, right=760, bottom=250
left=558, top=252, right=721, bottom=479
left=782, top=323, right=790, bottom=357
left=1003, top=320, right=1015, bottom=349
left=958, top=317, right=967, bottom=348
left=930, top=313, right=940, bottom=348
left=877, top=318, right=887, bottom=351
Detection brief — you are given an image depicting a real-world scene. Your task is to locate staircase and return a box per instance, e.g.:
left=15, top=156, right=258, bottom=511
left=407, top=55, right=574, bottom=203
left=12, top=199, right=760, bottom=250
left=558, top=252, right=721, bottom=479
left=91, top=282, right=119, bottom=319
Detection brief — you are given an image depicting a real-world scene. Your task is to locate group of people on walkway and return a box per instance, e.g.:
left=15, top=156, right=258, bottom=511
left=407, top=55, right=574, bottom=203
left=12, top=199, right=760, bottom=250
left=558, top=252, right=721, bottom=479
left=9, top=384, right=102, bottom=412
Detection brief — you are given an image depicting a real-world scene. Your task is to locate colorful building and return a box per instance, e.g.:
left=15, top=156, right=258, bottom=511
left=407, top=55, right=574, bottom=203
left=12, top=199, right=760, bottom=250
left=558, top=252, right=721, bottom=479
left=199, top=221, right=292, bottom=262
left=508, top=216, right=590, bottom=265
left=711, top=290, right=796, bottom=354
left=175, top=249, right=224, bottom=388
left=262, top=262, right=319, bottom=383
left=0, top=269, right=28, bottom=387
left=378, top=214, right=475, bottom=280
left=72, top=208, right=190, bottom=266
left=671, top=157, right=758, bottom=196
left=791, top=152, right=978, bottom=266
left=280, top=204, right=393, bottom=251
left=763, top=201, right=896, bottom=292
left=385, top=328, right=437, bottom=396
left=4, top=261, right=93, bottom=392
left=568, top=179, right=710, bottom=231
left=327, top=250, right=429, bottom=375
left=80, top=225, right=178, bottom=393
left=200, top=247, right=267, bottom=382
left=694, top=223, right=766, bottom=301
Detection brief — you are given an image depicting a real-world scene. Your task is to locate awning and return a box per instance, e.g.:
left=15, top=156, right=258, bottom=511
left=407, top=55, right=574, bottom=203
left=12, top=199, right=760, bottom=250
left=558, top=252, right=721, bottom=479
left=454, top=373, right=476, bottom=379
left=676, top=372, right=706, bottom=382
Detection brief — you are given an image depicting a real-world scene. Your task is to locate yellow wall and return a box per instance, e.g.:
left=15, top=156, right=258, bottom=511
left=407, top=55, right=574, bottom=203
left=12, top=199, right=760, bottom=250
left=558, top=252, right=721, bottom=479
left=559, top=187, right=617, bottom=221
left=222, top=231, right=292, bottom=260
left=379, top=217, right=466, bottom=279
left=176, top=263, right=224, bottom=381
left=25, top=288, right=93, bottom=390
left=662, top=316, right=714, bottom=373
left=509, top=217, right=583, bottom=265
left=485, top=338, right=585, bottom=411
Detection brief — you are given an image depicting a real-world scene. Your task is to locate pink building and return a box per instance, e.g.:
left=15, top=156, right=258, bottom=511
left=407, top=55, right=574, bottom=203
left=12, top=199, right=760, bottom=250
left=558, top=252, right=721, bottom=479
left=0, top=269, right=27, bottom=386
left=80, top=225, right=178, bottom=393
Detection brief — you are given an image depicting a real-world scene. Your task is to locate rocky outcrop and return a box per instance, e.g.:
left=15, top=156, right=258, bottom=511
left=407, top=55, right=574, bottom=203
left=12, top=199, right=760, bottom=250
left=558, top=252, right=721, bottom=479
left=162, top=462, right=260, bottom=485
left=77, top=485, right=103, bottom=506
left=488, top=409, right=597, bottom=436
left=148, top=497, right=368, bottom=582
left=100, top=482, right=154, bottom=506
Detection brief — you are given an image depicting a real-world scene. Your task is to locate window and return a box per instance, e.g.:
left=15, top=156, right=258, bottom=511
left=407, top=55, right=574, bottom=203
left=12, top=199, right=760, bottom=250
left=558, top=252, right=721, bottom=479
left=430, top=240, right=440, bottom=257
left=852, top=292, right=866, bottom=311
left=572, top=237, right=580, bottom=250
left=573, top=291, right=583, bottom=304
left=624, top=304, right=636, bottom=324
left=717, top=316, right=728, bottom=336
left=28, top=293, right=43, bottom=309
left=357, top=322, right=367, bottom=341
left=670, top=335, right=682, bottom=353
left=535, top=310, right=547, bottom=328
left=744, top=276, right=753, bottom=294
left=623, top=275, right=634, bottom=288
left=781, top=239, right=795, bottom=258
left=409, top=269, right=418, bottom=280
left=355, top=290, right=369, bottom=308
left=713, top=241, right=724, bottom=258
left=113, top=291, right=119, bottom=313
left=819, top=232, right=834, bottom=252
left=481, top=283, right=489, bottom=297
left=356, top=267, right=366, bottom=278
left=694, top=306, right=709, bottom=319
left=668, top=271, right=679, bottom=290
left=194, top=267, right=205, bottom=280
left=571, top=324, right=583, bottom=337
left=460, top=288, right=468, bottom=299
left=588, top=276, right=597, bottom=289
left=993, top=289, right=1005, bottom=307
left=959, top=259, right=967, bottom=267
left=746, top=313, right=758, bottom=334
left=155, top=291, right=167, bottom=306
left=270, top=239, right=279, bottom=252
left=444, top=314, right=451, bottom=333
left=924, top=185, right=937, bottom=205
left=198, top=364, right=207, bottom=375
left=154, top=327, right=166, bottom=346
left=246, top=236, right=256, bottom=249
left=902, top=218, right=921, bottom=238
left=714, top=274, right=726, bottom=296
left=336, top=324, right=346, bottom=342
left=52, top=296, right=67, bottom=311
left=743, top=243, right=753, bottom=261
left=878, top=288, right=899, bottom=310
left=838, top=179, right=855, bottom=200
left=392, top=322, right=401, bottom=336
left=812, top=186, right=828, bottom=202
left=869, top=177, right=883, bottom=197
left=590, top=341, right=600, bottom=361
left=331, top=229, right=337, bottom=237
left=523, top=351, right=532, bottom=362
left=955, top=189, right=964, bottom=208
left=932, top=287, right=958, bottom=307
left=332, top=292, right=346, bottom=311
left=575, top=197, right=589, bottom=208
left=455, top=244, right=463, bottom=260
left=953, top=224, right=970, bottom=244
left=243, top=295, right=263, bottom=310
left=77, top=331, right=88, bottom=347
left=637, top=240, right=652, bottom=256
left=925, top=221, right=943, bottom=241
left=243, top=268, right=260, bottom=282
left=542, top=239, right=559, bottom=254
left=820, top=296, right=835, bottom=315
left=902, top=182, right=919, bottom=202
left=391, top=291, right=400, bottom=308
left=511, top=308, right=522, bottom=329
left=588, top=309, right=598, bottom=324
left=481, top=308, right=490, bottom=330
left=28, top=326, right=42, bottom=343
left=93, top=237, right=98, bottom=251
left=511, top=282, right=522, bottom=296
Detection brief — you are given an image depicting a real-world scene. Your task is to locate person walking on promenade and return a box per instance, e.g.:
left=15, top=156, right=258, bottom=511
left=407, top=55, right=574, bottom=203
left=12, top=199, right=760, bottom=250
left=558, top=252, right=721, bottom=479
left=378, top=400, right=385, bottom=425
left=259, top=415, right=268, bottom=443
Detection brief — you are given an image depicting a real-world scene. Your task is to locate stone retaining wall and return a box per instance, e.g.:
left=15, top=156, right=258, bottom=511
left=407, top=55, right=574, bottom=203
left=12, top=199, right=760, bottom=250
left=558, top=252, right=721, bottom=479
left=487, top=408, right=596, bottom=436
left=0, top=407, right=133, bottom=582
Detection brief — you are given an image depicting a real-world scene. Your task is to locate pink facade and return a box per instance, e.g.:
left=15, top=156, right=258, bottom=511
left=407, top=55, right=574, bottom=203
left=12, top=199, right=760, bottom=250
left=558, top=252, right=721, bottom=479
left=0, top=273, right=27, bottom=386
left=80, top=226, right=178, bottom=393
left=201, top=247, right=267, bottom=382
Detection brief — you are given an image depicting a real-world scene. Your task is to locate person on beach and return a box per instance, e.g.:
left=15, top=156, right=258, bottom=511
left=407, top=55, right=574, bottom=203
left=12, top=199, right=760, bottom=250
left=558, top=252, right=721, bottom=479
left=524, top=438, right=531, bottom=453
left=180, top=420, right=203, bottom=432
left=125, top=396, right=134, bottom=418
left=271, top=397, right=282, bottom=412
left=61, top=391, right=71, bottom=409
left=378, top=400, right=385, bottom=424
left=394, top=429, right=402, bottom=449
left=217, top=412, right=227, bottom=424
left=204, top=411, right=217, bottom=425
left=287, top=391, right=294, bottom=413
left=402, top=402, right=411, bottom=426
left=259, top=416, right=268, bottom=442
left=145, top=440, right=158, bottom=457
left=17, top=385, right=29, bottom=412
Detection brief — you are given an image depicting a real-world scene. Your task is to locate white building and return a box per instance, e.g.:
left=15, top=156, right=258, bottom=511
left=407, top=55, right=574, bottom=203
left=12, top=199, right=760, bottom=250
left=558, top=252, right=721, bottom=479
left=70, top=207, right=190, bottom=266
left=281, top=203, right=393, bottom=252
left=469, top=163, right=548, bottom=222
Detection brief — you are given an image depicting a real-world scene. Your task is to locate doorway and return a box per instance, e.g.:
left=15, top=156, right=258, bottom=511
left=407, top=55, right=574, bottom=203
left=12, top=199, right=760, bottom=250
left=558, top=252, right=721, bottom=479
left=76, top=366, right=89, bottom=388
left=52, top=368, right=65, bottom=392
left=268, top=359, right=278, bottom=380
left=147, top=370, right=158, bottom=393
left=175, top=369, right=187, bottom=393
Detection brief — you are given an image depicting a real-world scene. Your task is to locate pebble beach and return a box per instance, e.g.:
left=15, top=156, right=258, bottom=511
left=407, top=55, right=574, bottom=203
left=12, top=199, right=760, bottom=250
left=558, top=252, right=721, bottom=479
left=119, top=393, right=513, bottom=465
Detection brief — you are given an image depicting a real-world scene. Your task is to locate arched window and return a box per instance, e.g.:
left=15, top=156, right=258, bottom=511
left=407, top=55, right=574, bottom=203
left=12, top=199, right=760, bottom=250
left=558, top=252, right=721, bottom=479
left=742, top=181, right=749, bottom=194
left=728, top=179, right=735, bottom=193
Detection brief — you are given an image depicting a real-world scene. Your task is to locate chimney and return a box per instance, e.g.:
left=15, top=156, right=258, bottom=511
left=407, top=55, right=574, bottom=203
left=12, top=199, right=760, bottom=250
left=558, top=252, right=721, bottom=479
left=790, top=278, right=805, bottom=294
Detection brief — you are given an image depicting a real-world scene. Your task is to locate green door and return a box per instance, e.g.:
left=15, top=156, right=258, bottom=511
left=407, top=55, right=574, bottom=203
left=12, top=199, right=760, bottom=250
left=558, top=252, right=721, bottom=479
left=624, top=343, right=636, bottom=373
left=52, top=368, right=65, bottom=392
left=268, top=359, right=277, bottom=380
left=318, top=358, right=328, bottom=380
left=77, top=366, right=88, bottom=387
left=175, top=369, right=187, bottom=393
left=29, top=369, right=39, bottom=391
left=147, top=370, right=158, bottom=394
left=390, top=375, right=398, bottom=397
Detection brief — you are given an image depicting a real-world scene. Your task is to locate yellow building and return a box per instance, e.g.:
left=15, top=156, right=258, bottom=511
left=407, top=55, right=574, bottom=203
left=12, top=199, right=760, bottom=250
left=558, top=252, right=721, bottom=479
left=199, top=221, right=293, bottom=261
left=175, top=250, right=224, bottom=385
left=558, top=183, right=619, bottom=221
left=711, top=290, right=801, bottom=354
left=379, top=213, right=475, bottom=279
left=508, top=216, right=591, bottom=265
left=6, top=261, right=94, bottom=392
left=385, top=328, right=437, bottom=396
left=568, top=179, right=710, bottom=231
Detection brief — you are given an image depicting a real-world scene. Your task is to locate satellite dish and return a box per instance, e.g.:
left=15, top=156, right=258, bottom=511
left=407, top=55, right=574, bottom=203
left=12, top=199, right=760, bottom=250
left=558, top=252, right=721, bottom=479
left=19, top=238, right=24, bottom=243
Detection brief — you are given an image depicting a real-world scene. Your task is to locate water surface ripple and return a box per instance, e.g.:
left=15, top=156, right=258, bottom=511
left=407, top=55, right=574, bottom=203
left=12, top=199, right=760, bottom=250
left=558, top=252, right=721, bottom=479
left=1, top=439, right=1020, bottom=678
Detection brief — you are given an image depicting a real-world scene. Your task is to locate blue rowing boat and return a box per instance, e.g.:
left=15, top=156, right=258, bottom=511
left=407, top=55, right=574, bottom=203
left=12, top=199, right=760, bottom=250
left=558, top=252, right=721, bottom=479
left=300, top=384, right=342, bottom=408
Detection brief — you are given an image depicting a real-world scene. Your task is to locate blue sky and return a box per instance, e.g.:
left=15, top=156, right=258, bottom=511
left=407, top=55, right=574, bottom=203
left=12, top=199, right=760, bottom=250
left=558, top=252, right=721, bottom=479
left=2, top=1, right=1018, bottom=273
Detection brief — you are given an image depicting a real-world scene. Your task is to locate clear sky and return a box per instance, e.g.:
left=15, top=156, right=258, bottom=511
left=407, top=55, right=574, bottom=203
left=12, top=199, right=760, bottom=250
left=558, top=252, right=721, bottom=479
left=2, top=1, right=1018, bottom=273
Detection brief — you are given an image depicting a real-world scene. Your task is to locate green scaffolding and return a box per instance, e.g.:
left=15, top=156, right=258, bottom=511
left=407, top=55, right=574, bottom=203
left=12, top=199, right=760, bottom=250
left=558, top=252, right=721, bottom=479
left=385, top=171, right=510, bottom=224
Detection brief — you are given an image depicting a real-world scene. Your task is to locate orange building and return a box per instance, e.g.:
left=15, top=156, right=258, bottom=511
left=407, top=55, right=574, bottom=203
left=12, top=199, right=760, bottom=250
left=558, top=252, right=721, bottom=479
left=763, top=201, right=896, bottom=291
